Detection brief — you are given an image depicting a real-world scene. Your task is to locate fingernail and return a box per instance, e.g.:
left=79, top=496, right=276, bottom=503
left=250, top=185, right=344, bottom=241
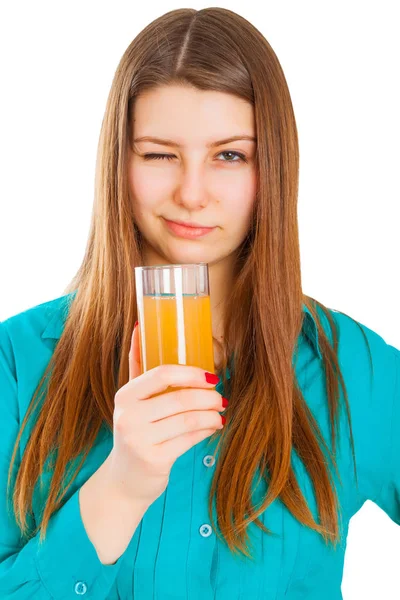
left=222, top=397, right=229, bottom=408
left=134, top=320, right=138, bottom=329
left=221, top=415, right=226, bottom=425
left=205, top=372, right=220, bottom=384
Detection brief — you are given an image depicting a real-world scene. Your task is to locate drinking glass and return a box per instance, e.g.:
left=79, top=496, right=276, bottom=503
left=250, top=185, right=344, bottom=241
left=134, top=264, right=215, bottom=382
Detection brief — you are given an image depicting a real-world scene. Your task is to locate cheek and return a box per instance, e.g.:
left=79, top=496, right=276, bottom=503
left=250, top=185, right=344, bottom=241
left=128, top=163, right=165, bottom=211
left=221, top=172, right=256, bottom=223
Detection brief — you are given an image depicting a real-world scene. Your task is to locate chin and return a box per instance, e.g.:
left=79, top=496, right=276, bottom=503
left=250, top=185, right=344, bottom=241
left=162, top=243, right=215, bottom=265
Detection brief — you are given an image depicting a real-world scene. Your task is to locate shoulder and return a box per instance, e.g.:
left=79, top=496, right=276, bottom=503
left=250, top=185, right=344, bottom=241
left=314, top=303, right=398, bottom=386
left=1, top=293, right=72, bottom=335
left=0, top=293, right=75, bottom=411
left=1, top=292, right=75, bottom=352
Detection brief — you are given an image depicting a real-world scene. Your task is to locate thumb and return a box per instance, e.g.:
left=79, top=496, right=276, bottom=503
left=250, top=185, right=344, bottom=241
left=128, top=321, right=141, bottom=380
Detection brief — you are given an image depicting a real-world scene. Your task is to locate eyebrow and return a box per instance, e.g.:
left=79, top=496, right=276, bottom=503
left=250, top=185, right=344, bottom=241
left=133, top=135, right=257, bottom=148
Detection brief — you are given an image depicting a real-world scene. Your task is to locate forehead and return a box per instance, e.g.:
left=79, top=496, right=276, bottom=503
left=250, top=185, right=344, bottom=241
left=132, top=85, right=255, bottom=146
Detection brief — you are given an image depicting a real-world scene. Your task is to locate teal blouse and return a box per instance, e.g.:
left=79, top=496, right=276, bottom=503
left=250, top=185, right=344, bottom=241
left=0, top=293, right=399, bottom=599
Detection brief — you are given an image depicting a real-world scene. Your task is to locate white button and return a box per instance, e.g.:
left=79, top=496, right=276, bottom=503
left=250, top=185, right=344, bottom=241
left=203, top=455, right=215, bottom=467
left=74, top=582, right=88, bottom=595
left=199, top=523, right=213, bottom=537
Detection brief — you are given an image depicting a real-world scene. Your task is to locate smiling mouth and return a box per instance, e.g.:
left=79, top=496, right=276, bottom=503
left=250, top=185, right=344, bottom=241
left=163, top=218, right=216, bottom=239
left=164, top=217, right=215, bottom=228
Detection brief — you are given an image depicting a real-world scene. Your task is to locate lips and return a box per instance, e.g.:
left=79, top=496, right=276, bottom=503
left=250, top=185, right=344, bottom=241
left=166, top=219, right=214, bottom=229
left=163, top=218, right=216, bottom=239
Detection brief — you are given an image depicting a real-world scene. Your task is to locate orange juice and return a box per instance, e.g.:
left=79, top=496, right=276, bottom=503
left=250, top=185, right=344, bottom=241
left=138, top=294, right=215, bottom=398
left=138, top=294, right=215, bottom=378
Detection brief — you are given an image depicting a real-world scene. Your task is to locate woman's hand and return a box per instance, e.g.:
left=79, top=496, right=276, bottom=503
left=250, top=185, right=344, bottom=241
left=106, top=323, right=226, bottom=507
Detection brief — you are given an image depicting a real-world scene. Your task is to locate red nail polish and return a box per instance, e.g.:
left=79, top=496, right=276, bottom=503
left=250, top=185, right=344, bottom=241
left=221, top=415, right=226, bottom=425
left=134, top=320, right=138, bottom=329
left=205, top=372, right=220, bottom=384
left=222, top=397, right=229, bottom=408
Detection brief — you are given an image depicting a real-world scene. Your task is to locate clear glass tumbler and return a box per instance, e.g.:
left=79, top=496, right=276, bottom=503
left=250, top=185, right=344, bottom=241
left=134, top=263, right=215, bottom=376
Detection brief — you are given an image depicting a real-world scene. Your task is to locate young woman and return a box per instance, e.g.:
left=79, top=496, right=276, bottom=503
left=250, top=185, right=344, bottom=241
left=1, top=7, right=399, bottom=600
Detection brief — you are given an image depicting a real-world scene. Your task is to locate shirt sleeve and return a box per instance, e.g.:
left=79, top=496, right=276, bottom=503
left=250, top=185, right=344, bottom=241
left=373, top=343, right=400, bottom=523
left=0, top=321, right=129, bottom=599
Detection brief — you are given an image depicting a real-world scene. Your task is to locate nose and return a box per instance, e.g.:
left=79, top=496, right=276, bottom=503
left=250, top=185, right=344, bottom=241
left=173, top=159, right=209, bottom=210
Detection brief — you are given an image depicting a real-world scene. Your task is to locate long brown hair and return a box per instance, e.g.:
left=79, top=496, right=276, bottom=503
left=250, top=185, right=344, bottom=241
left=7, top=7, right=368, bottom=559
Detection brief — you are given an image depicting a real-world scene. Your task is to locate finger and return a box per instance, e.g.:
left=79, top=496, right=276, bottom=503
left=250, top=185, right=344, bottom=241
left=150, top=409, right=224, bottom=444
left=125, top=363, right=220, bottom=401
left=158, top=428, right=218, bottom=459
left=141, top=387, right=225, bottom=422
left=129, top=321, right=141, bottom=381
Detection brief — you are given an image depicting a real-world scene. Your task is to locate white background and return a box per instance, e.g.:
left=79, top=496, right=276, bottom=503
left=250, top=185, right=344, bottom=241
left=0, top=2, right=399, bottom=598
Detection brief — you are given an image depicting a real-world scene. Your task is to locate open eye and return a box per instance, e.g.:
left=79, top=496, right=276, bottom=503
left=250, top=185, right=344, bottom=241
left=218, top=151, right=248, bottom=163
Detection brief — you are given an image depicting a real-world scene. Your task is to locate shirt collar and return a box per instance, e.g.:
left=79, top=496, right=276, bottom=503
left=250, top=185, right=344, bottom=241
left=41, top=293, right=322, bottom=367
left=41, top=291, right=77, bottom=341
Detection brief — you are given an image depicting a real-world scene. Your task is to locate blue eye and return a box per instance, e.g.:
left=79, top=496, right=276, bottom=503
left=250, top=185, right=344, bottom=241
left=142, top=151, right=248, bottom=164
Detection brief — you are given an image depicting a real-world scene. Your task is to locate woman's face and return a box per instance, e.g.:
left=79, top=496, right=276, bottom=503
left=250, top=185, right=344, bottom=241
left=127, top=84, right=257, bottom=268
